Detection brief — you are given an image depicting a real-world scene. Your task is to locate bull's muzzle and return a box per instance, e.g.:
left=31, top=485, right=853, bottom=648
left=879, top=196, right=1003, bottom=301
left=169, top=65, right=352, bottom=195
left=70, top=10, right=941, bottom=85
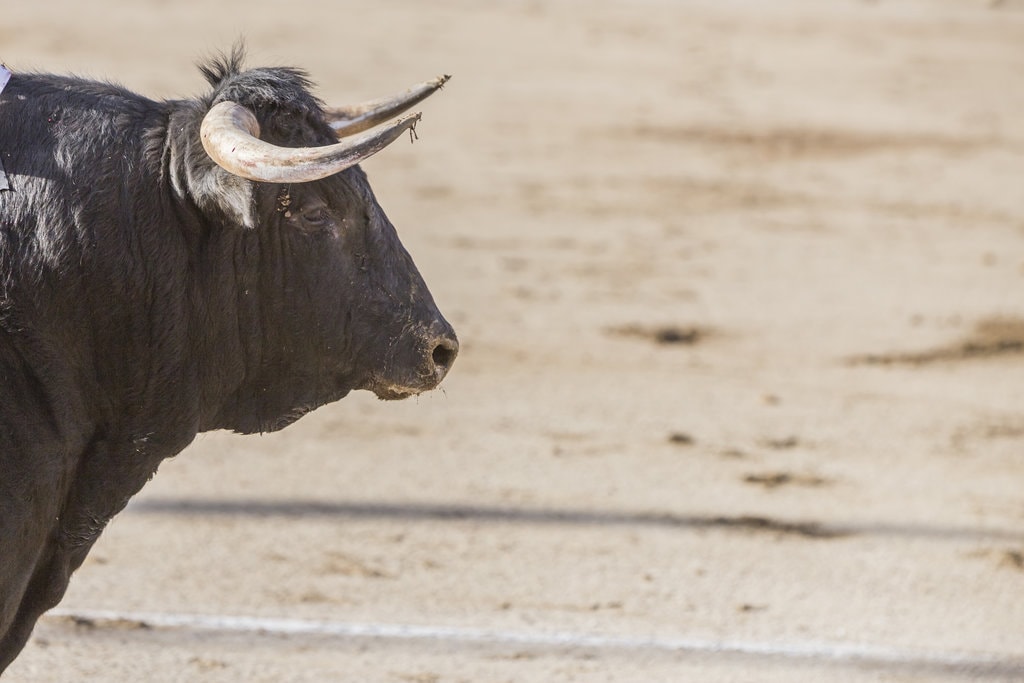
left=370, top=321, right=458, bottom=401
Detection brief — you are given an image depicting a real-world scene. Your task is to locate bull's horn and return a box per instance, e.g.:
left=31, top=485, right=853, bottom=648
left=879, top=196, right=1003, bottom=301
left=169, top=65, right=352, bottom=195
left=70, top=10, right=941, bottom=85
left=326, top=75, right=450, bottom=137
left=200, top=101, right=420, bottom=184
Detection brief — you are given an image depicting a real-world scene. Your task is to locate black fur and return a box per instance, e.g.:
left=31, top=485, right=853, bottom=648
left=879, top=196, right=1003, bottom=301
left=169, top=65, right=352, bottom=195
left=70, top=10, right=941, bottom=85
left=0, top=48, right=456, bottom=671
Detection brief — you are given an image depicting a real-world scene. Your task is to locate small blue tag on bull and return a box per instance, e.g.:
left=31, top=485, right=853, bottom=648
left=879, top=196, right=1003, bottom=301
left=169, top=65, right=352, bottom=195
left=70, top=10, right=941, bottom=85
left=0, top=64, right=10, bottom=191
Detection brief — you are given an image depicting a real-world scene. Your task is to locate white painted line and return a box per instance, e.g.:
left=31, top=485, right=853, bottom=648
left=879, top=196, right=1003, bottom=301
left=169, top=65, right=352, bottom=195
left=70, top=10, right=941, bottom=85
left=46, top=608, right=1022, bottom=675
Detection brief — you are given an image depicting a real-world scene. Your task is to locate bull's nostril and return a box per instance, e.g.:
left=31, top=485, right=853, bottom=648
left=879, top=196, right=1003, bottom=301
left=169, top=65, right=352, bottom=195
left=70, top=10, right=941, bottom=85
left=431, top=338, right=458, bottom=375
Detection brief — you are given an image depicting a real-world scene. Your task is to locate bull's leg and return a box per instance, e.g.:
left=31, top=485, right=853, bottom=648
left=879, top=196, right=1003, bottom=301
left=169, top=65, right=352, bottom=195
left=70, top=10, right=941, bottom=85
left=0, top=527, right=57, bottom=672
left=0, top=449, right=78, bottom=672
left=0, top=436, right=167, bottom=673
left=0, top=349, right=92, bottom=672
left=0, top=510, right=120, bottom=670
left=0, top=539, right=69, bottom=671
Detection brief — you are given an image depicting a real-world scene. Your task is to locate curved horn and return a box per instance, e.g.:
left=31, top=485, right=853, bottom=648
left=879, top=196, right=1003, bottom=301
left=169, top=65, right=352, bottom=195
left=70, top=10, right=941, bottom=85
left=200, top=101, right=421, bottom=184
left=326, top=75, right=450, bottom=137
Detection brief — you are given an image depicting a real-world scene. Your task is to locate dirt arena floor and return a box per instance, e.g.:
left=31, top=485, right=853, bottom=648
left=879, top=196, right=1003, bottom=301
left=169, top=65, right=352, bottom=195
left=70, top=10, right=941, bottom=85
left=3, top=0, right=1024, bottom=680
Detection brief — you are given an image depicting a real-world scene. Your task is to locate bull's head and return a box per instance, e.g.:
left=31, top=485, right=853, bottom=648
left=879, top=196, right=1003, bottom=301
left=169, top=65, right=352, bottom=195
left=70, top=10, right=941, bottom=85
left=178, top=51, right=457, bottom=433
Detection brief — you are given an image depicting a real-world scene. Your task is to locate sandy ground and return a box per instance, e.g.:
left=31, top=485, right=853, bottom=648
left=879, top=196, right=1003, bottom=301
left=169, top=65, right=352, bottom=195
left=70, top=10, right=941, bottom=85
left=3, top=0, right=1024, bottom=680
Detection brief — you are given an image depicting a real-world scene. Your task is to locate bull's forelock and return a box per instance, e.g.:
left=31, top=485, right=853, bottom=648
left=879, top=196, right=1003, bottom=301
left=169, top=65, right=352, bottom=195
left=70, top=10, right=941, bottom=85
left=199, top=45, right=326, bottom=130
left=198, top=42, right=248, bottom=88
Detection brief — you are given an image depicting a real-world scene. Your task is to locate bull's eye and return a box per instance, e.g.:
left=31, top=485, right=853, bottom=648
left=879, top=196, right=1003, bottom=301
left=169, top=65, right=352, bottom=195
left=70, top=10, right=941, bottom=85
left=301, top=207, right=335, bottom=231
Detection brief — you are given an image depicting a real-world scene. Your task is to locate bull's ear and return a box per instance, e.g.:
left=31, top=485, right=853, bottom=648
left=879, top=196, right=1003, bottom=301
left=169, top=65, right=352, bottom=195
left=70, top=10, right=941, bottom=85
left=167, top=116, right=258, bottom=229
left=187, top=164, right=257, bottom=230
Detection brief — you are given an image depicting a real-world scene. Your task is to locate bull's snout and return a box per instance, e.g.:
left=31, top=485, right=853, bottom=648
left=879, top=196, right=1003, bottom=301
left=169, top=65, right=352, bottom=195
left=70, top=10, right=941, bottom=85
left=368, top=320, right=458, bottom=400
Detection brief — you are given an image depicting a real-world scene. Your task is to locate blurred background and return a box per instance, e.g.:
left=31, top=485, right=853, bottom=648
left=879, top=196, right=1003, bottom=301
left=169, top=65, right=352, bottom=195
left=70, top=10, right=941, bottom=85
left=5, top=1, right=1024, bottom=681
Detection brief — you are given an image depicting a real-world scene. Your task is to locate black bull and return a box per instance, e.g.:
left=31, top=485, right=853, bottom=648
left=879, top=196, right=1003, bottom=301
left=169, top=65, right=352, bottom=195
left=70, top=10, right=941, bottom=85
left=0, top=50, right=458, bottom=670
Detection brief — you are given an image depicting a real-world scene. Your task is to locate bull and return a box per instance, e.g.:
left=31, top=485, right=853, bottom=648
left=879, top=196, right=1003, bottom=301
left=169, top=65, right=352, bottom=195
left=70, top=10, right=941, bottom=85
left=0, top=47, right=458, bottom=671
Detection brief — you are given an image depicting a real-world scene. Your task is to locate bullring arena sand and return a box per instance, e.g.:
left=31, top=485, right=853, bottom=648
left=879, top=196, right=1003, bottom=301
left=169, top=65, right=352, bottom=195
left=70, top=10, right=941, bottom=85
left=3, top=0, right=1024, bottom=681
